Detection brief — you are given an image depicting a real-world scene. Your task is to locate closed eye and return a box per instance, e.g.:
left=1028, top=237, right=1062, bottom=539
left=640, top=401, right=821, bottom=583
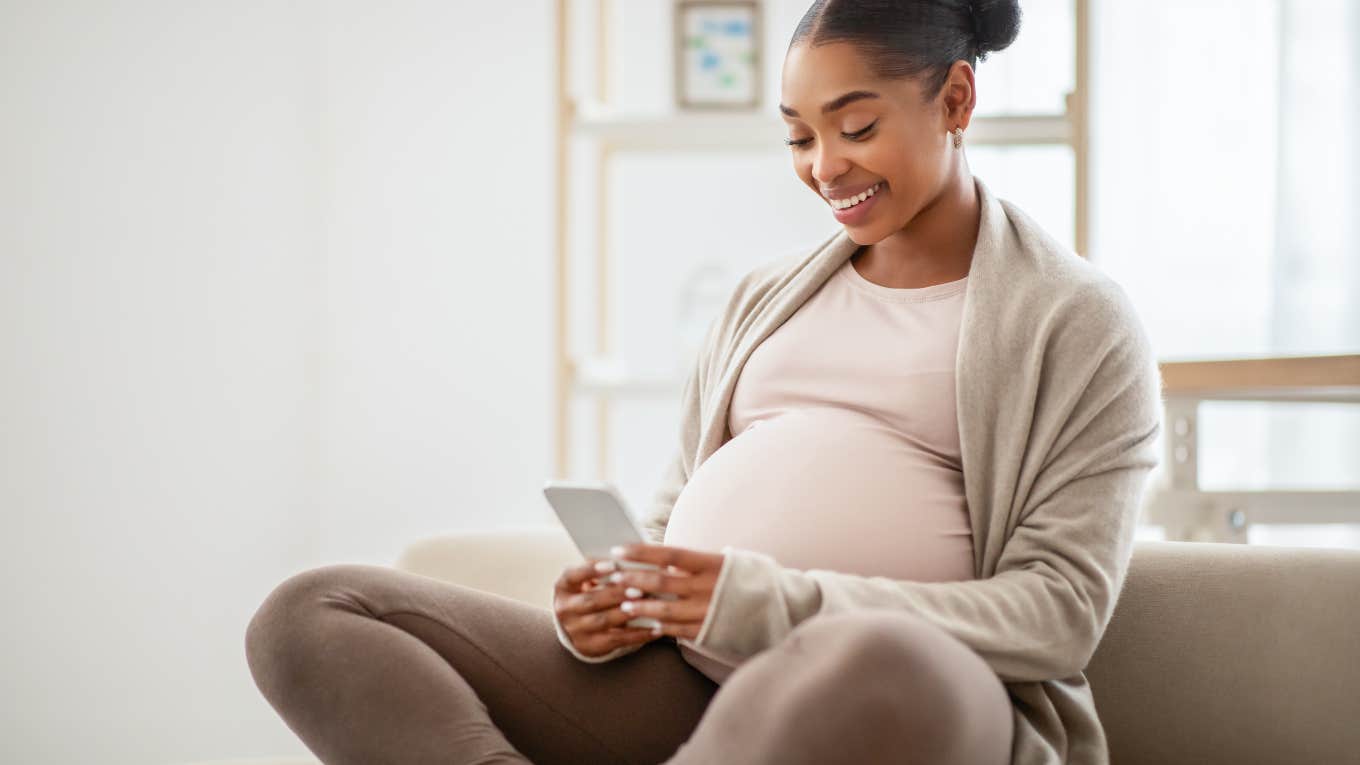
left=784, top=120, right=878, bottom=148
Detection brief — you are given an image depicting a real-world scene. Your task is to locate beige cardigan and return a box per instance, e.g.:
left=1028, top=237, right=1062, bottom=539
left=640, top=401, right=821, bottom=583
left=555, top=176, right=1164, bottom=764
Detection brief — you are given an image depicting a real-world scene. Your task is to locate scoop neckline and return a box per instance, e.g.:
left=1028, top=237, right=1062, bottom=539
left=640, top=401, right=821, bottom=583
left=838, top=258, right=969, bottom=303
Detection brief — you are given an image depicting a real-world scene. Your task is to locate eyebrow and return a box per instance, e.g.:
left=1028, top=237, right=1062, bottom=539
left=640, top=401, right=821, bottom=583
left=778, top=90, right=881, bottom=119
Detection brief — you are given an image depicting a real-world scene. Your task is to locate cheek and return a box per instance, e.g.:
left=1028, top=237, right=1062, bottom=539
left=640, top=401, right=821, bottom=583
left=877, top=128, right=941, bottom=185
left=880, top=149, right=943, bottom=204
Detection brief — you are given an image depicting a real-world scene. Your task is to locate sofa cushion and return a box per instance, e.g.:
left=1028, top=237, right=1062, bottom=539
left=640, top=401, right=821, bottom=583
left=1087, top=540, right=1360, bottom=764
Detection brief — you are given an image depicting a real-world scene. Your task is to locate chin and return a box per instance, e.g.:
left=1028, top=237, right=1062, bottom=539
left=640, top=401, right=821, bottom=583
left=844, top=223, right=890, bottom=245
left=844, top=228, right=873, bottom=245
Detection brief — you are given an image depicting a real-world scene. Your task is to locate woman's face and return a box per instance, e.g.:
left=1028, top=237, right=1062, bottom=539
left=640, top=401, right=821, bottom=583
left=779, top=41, right=969, bottom=243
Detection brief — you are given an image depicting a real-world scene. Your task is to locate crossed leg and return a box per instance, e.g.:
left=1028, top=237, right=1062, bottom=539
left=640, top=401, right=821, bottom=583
left=246, top=564, right=1013, bottom=765
left=245, top=563, right=717, bottom=765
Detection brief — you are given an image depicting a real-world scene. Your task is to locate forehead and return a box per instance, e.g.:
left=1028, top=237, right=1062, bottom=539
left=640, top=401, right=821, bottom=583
left=780, top=41, right=879, bottom=101
left=780, top=41, right=918, bottom=114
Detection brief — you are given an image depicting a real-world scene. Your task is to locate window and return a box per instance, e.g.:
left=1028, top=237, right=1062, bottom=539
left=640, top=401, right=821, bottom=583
left=1092, top=0, right=1360, bottom=548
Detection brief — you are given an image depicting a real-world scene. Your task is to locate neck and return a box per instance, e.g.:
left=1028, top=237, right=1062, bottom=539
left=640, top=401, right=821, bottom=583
left=852, top=168, right=981, bottom=288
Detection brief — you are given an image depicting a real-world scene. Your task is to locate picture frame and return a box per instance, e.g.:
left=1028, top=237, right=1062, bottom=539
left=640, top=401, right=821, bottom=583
left=673, top=1, right=762, bottom=110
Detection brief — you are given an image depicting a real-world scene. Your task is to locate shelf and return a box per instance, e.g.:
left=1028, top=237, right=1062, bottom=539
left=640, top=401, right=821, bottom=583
left=570, top=100, right=786, bottom=150
left=1159, top=354, right=1360, bottom=403
left=569, top=355, right=681, bottom=397
left=568, top=99, right=1074, bottom=150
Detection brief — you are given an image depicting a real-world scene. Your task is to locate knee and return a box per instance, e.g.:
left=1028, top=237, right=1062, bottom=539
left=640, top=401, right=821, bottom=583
left=751, top=612, right=1011, bottom=763
left=797, top=611, right=935, bottom=670
left=244, top=563, right=378, bottom=693
left=790, top=611, right=978, bottom=729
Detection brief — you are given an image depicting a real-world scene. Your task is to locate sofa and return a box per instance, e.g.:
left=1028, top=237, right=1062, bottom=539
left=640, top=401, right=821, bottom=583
left=393, top=526, right=1360, bottom=765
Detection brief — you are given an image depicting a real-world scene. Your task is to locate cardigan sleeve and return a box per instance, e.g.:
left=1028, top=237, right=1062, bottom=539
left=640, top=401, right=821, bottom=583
left=686, top=290, right=1165, bottom=684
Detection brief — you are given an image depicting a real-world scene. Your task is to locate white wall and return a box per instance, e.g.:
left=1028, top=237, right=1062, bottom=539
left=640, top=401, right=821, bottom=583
left=0, top=1, right=555, bottom=762
left=312, top=2, right=556, bottom=562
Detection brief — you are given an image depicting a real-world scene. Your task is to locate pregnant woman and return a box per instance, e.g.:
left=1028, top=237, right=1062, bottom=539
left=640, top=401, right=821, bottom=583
left=245, top=1, right=1163, bottom=763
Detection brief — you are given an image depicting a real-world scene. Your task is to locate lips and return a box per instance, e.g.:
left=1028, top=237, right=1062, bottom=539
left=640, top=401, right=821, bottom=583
left=822, top=181, right=884, bottom=202
left=830, top=182, right=882, bottom=224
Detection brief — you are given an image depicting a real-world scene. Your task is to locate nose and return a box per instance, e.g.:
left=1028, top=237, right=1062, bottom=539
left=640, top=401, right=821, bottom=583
left=810, top=142, right=852, bottom=188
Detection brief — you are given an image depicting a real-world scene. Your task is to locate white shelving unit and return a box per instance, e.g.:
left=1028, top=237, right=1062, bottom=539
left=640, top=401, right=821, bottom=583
left=1148, top=355, right=1360, bottom=542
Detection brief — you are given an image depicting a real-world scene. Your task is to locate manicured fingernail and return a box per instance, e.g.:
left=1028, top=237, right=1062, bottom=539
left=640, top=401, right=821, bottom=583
left=594, top=560, right=615, bottom=573
left=608, top=572, right=624, bottom=583
left=625, top=587, right=643, bottom=598
left=621, top=601, right=635, bottom=613
left=609, top=545, right=626, bottom=557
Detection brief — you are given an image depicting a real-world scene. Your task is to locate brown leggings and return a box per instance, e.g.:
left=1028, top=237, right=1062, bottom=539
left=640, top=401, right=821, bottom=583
left=245, top=563, right=1014, bottom=765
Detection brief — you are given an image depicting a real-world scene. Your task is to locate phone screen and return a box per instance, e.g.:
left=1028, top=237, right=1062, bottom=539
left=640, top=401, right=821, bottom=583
left=542, top=481, right=648, bottom=561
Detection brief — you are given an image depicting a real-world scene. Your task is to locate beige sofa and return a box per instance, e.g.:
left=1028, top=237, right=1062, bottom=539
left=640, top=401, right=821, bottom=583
left=393, top=526, right=1360, bottom=765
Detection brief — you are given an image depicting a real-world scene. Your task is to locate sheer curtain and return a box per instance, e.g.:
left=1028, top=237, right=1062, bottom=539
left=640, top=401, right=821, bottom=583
left=1091, top=0, right=1360, bottom=546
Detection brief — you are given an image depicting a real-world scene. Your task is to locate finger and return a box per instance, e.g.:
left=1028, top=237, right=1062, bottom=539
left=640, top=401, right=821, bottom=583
left=559, top=606, right=622, bottom=636
left=560, top=599, right=658, bottom=635
left=611, top=543, right=722, bottom=575
left=559, top=583, right=628, bottom=617
left=607, top=568, right=717, bottom=599
left=556, top=557, right=613, bottom=593
left=620, top=596, right=710, bottom=624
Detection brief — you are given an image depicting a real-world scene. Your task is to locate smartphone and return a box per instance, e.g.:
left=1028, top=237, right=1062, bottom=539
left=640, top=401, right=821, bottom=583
left=542, top=479, right=677, bottom=630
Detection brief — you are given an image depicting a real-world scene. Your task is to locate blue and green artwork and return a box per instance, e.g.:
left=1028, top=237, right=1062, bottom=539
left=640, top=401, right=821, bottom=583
left=680, top=4, right=758, bottom=106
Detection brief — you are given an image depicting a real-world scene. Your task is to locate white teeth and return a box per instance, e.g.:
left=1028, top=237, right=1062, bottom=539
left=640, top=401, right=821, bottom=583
left=831, top=183, right=880, bottom=210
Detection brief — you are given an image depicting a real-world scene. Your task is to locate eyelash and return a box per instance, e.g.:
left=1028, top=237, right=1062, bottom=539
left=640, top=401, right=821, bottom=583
left=784, top=120, right=878, bottom=148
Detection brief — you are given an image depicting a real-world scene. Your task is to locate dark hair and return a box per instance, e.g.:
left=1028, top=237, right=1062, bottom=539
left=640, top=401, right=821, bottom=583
left=789, top=0, right=1022, bottom=100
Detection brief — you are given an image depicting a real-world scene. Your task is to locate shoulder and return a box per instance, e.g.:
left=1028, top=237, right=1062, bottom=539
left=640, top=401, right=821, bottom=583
left=997, top=198, right=1147, bottom=346
left=987, top=197, right=1161, bottom=408
left=991, top=198, right=1164, bottom=420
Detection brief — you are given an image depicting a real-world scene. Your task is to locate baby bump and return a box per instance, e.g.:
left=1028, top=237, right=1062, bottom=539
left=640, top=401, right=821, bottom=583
left=663, top=408, right=974, bottom=582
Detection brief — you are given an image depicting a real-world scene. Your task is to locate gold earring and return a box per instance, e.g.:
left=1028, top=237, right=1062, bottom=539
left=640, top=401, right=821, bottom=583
left=952, top=127, right=964, bottom=149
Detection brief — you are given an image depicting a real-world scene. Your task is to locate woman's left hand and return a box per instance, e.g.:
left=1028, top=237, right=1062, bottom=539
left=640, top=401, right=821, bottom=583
left=601, top=543, right=725, bottom=641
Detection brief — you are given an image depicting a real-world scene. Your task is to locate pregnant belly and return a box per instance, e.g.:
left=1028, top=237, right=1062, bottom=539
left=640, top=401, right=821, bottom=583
left=663, top=407, right=974, bottom=583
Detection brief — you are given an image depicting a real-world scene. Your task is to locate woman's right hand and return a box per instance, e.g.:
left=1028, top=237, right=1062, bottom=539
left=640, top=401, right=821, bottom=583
left=554, top=557, right=659, bottom=658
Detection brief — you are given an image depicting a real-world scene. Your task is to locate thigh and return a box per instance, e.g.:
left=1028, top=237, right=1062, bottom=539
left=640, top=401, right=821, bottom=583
left=259, top=563, right=718, bottom=765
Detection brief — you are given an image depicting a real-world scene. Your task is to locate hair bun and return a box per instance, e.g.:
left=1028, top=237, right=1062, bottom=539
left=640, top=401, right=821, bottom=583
left=970, top=0, right=1022, bottom=60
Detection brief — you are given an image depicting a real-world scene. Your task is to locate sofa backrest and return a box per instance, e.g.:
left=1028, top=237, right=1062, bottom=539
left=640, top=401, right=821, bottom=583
left=1086, top=540, right=1360, bottom=764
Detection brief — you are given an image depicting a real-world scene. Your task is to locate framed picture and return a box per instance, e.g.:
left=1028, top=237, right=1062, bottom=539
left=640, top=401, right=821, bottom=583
left=674, top=1, right=762, bottom=110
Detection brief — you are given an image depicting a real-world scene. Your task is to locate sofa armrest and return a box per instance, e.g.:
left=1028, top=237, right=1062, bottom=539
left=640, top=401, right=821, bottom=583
left=393, top=525, right=581, bottom=612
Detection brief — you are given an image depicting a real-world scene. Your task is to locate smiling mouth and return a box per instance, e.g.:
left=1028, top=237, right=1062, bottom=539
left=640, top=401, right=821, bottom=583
left=827, top=182, right=884, bottom=210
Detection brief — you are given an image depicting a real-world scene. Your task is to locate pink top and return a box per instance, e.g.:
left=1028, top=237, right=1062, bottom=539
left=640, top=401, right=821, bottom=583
left=663, top=256, right=975, bottom=683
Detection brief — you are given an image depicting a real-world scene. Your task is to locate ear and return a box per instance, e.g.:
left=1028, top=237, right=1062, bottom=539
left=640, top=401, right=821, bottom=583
left=941, top=60, right=977, bottom=131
